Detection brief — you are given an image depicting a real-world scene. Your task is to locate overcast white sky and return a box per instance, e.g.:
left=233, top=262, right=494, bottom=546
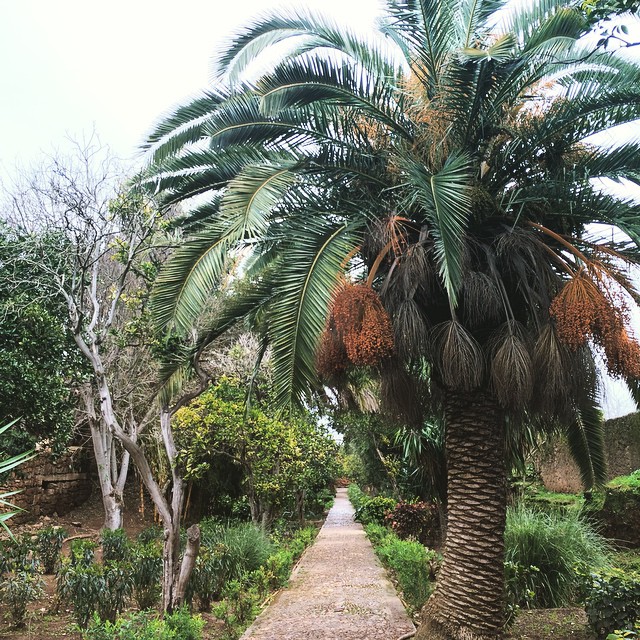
left=0, top=0, right=381, bottom=176
left=1, top=0, right=638, bottom=417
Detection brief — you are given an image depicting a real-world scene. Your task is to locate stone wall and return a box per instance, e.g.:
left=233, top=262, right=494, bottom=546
left=1, top=446, right=92, bottom=523
left=537, top=412, right=640, bottom=493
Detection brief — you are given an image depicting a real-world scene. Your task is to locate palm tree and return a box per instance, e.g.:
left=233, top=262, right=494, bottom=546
left=141, top=1, right=640, bottom=637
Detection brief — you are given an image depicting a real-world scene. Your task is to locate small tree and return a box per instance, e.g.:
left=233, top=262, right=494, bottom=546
left=2, top=141, right=162, bottom=529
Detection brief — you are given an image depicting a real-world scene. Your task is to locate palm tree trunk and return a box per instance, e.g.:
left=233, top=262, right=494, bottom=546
left=417, top=390, right=506, bottom=640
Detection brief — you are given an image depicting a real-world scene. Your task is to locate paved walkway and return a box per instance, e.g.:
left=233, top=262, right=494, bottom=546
left=241, top=488, right=415, bottom=640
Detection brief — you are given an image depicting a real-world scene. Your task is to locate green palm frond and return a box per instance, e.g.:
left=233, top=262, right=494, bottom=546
left=403, top=153, right=474, bottom=308
left=267, top=220, right=362, bottom=408
left=565, top=394, right=606, bottom=489
left=256, top=56, right=412, bottom=139
left=457, top=0, right=510, bottom=48
left=215, top=7, right=398, bottom=85
left=150, top=223, right=235, bottom=332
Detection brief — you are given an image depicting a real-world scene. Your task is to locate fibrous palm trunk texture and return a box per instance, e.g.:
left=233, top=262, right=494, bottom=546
left=240, top=488, right=415, bottom=640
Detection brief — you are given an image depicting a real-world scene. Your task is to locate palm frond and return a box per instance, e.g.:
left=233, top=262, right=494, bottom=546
left=565, top=392, right=606, bottom=489
left=257, top=56, right=412, bottom=139
left=402, top=152, right=474, bottom=307
left=268, top=220, right=363, bottom=408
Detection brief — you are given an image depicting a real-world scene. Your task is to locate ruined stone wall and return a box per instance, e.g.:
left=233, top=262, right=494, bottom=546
left=537, top=412, right=640, bottom=493
left=1, top=446, right=92, bottom=523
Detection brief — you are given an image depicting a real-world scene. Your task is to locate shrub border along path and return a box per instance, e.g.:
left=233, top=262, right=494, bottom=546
left=240, top=488, right=415, bottom=640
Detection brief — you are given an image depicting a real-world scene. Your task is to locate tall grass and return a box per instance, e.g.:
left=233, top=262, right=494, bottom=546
left=199, top=520, right=273, bottom=577
left=505, top=504, right=611, bottom=608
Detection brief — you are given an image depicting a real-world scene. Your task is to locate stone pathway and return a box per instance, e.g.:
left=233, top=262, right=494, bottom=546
left=241, top=488, right=415, bottom=640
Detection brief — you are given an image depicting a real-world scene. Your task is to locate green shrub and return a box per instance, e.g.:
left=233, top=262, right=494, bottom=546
left=263, top=549, right=293, bottom=590
left=0, top=570, right=44, bottom=626
left=137, top=525, right=163, bottom=544
left=200, top=520, right=272, bottom=578
left=189, top=544, right=227, bottom=611
left=83, top=609, right=204, bottom=640
left=385, top=500, right=439, bottom=545
left=129, top=541, right=162, bottom=610
left=606, top=621, right=640, bottom=639
left=286, top=526, right=316, bottom=560
left=0, top=534, right=39, bottom=574
left=213, top=578, right=260, bottom=633
left=375, top=535, right=434, bottom=613
left=584, top=569, right=640, bottom=638
left=101, top=529, right=130, bottom=563
left=70, top=539, right=98, bottom=567
left=363, top=523, right=392, bottom=547
left=58, top=558, right=132, bottom=627
left=165, top=607, right=206, bottom=640
left=37, top=526, right=67, bottom=574
left=504, top=504, right=611, bottom=608
left=355, top=496, right=397, bottom=526
left=347, top=484, right=366, bottom=510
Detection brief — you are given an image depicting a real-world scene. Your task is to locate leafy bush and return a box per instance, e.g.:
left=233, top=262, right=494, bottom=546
left=385, top=500, right=439, bottom=545
left=0, top=570, right=44, bottom=626
left=504, top=504, right=611, bottom=607
left=83, top=608, right=204, bottom=640
left=70, top=539, right=98, bottom=567
left=363, top=523, right=391, bottom=547
left=354, top=496, right=397, bottom=526
left=0, top=534, right=39, bottom=574
left=375, top=534, right=434, bottom=613
left=37, top=526, right=66, bottom=574
left=58, top=558, right=132, bottom=627
left=129, top=541, right=162, bottom=610
left=584, top=569, right=640, bottom=638
left=606, top=621, right=640, bottom=639
left=137, top=525, right=162, bottom=544
left=189, top=544, right=228, bottom=611
left=200, top=520, right=272, bottom=578
left=347, top=484, right=367, bottom=510
left=263, top=549, right=293, bottom=590
left=101, top=529, right=130, bottom=563
left=213, top=578, right=261, bottom=637
left=364, top=523, right=435, bottom=613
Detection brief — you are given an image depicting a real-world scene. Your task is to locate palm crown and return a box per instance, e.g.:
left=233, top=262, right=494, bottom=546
left=142, top=1, right=640, bottom=636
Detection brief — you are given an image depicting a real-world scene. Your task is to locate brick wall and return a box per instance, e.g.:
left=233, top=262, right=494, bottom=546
left=1, top=446, right=92, bottom=523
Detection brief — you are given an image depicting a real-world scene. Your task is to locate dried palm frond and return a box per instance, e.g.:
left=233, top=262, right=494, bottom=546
left=488, top=322, right=533, bottom=411
left=462, top=271, right=504, bottom=328
left=390, top=297, right=430, bottom=360
left=532, top=323, right=571, bottom=416
left=379, top=359, right=424, bottom=427
left=431, top=320, right=484, bottom=391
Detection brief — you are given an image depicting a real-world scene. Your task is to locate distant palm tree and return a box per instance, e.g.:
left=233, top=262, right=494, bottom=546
left=141, top=0, right=640, bottom=637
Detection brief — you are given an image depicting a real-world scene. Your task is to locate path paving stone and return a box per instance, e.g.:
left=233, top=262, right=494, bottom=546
left=240, top=487, right=416, bottom=640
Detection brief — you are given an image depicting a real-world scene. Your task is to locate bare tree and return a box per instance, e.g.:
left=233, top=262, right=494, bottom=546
left=1, top=139, right=202, bottom=607
left=2, top=140, right=159, bottom=529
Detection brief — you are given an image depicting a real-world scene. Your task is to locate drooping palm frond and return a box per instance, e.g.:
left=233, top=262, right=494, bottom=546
left=565, top=392, right=607, bottom=489
left=266, top=219, right=362, bottom=408
left=213, top=6, right=398, bottom=85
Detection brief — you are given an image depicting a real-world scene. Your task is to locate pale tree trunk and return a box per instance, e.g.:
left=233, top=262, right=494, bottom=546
left=417, top=391, right=507, bottom=640
left=81, top=384, right=127, bottom=530
left=114, top=405, right=199, bottom=612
